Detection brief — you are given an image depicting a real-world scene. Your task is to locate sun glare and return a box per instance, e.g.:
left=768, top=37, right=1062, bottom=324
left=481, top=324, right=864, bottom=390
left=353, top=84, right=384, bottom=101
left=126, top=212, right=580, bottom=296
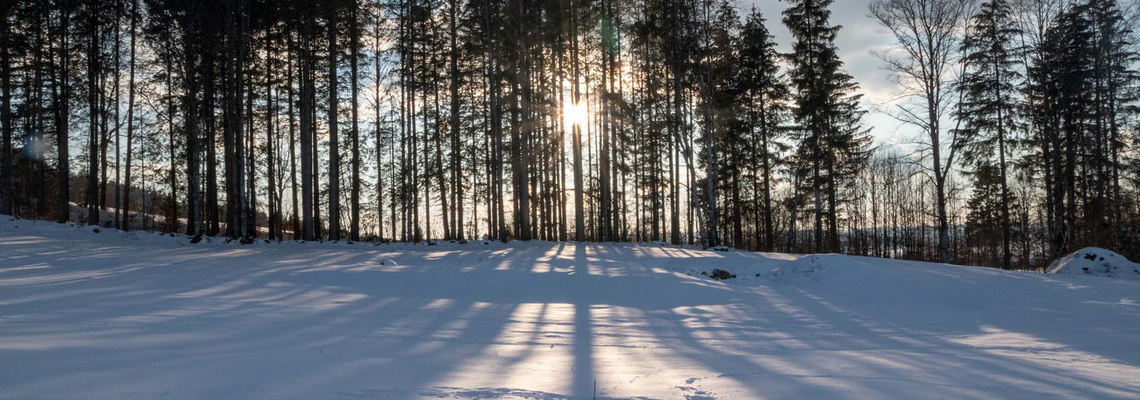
left=563, top=99, right=590, bottom=128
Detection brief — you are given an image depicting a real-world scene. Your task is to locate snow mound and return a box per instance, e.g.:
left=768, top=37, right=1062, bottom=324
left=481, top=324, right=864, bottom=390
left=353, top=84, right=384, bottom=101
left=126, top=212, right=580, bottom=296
left=1047, top=247, right=1140, bottom=280
left=770, top=254, right=862, bottom=283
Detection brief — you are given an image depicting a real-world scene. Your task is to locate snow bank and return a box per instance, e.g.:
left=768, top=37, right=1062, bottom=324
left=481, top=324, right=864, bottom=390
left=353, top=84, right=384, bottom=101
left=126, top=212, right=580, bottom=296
left=1048, top=247, right=1140, bottom=280
left=768, top=254, right=871, bottom=284
left=771, top=254, right=829, bottom=282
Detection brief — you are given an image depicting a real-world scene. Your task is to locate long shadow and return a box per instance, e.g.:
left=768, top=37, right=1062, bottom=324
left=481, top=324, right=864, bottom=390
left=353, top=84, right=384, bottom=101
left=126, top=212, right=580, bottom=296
left=572, top=244, right=595, bottom=398
left=807, top=257, right=1140, bottom=397
left=0, top=238, right=530, bottom=399
left=6, top=230, right=1138, bottom=399
left=564, top=247, right=1140, bottom=399
left=831, top=256, right=1140, bottom=368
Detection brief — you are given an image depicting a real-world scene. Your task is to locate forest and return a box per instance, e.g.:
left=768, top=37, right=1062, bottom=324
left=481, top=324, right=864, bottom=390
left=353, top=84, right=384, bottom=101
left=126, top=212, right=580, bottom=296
left=0, top=0, right=1137, bottom=270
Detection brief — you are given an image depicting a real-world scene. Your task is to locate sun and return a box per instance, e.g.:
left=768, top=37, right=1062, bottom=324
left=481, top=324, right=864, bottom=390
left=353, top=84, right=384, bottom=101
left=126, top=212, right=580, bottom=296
left=563, top=98, right=590, bottom=128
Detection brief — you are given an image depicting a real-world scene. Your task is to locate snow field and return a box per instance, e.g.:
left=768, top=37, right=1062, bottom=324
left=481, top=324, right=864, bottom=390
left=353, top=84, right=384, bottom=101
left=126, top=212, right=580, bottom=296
left=2, top=216, right=1139, bottom=399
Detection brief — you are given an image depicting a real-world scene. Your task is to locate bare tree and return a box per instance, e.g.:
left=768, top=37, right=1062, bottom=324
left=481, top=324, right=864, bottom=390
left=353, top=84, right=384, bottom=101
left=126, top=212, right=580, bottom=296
left=870, top=0, right=973, bottom=263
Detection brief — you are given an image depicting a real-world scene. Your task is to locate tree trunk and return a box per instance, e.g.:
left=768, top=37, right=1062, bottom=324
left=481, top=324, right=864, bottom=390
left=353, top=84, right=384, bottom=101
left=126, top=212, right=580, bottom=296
left=204, top=53, right=219, bottom=236
left=86, top=12, right=101, bottom=226
left=0, top=12, right=12, bottom=216
left=448, top=0, right=462, bottom=240
left=300, top=25, right=316, bottom=241
left=185, top=19, right=201, bottom=237
left=266, top=33, right=278, bottom=241
left=55, top=7, right=72, bottom=224
left=121, top=0, right=137, bottom=231
left=349, top=0, right=362, bottom=242
left=111, top=3, right=122, bottom=229
left=286, top=35, right=299, bottom=238
left=327, top=7, right=341, bottom=241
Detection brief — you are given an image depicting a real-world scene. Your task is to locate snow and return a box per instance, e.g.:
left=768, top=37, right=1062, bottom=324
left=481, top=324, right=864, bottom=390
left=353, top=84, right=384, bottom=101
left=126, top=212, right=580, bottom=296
left=2, top=216, right=1140, bottom=399
left=1048, top=247, right=1140, bottom=280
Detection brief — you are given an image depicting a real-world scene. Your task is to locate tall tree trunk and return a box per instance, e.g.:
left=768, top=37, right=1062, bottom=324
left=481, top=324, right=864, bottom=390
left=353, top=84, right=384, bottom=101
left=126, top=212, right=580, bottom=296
left=995, top=57, right=1011, bottom=269
left=185, top=18, right=202, bottom=238
left=205, top=53, right=219, bottom=236
left=349, top=0, right=362, bottom=242
left=86, top=10, right=101, bottom=226
left=327, top=6, right=341, bottom=241
left=111, top=2, right=122, bottom=229
left=373, top=12, right=384, bottom=239
left=300, top=33, right=315, bottom=241
left=599, top=70, right=611, bottom=241
left=99, top=27, right=110, bottom=216
left=813, top=136, right=822, bottom=253
left=265, top=33, right=279, bottom=240
left=515, top=0, right=531, bottom=241
left=669, top=58, right=683, bottom=245
left=31, top=10, right=47, bottom=218
left=287, top=35, right=299, bottom=238
left=434, top=85, right=449, bottom=241
left=760, top=107, right=774, bottom=251
left=224, top=0, right=249, bottom=242
left=0, top=11, right=12, bottom=216
left=491, top=56, right=505, bottom=241
left=55, top=7, right=73, bottom=224
left=121, top=0, right=137, bottom=231
left=448, top=0, right=463, bottom=240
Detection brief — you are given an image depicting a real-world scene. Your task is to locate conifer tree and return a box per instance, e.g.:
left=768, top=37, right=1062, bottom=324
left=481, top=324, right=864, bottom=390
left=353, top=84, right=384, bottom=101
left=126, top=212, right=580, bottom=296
left=784, top=0, right=870, bottom=253
left=959, top=0, right=1023, bottom=269
left=736, top=8, right=788, bottom=251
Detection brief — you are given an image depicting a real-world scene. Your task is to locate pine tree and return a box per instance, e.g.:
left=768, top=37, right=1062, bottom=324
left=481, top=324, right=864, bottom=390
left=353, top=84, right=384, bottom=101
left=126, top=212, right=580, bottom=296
left=965, top=162, right=1008, bottom=265
left=736, top=8, right=788, bottom=251
left=1085, top=0, right=1139, bottom=253
left=784, top=0, right=870, bottom=253
left=693, top=0, right=738, bottom=248
left=1027, top=0, right=1139, bottom=260
left=958, top=0, right=1023, bottom=269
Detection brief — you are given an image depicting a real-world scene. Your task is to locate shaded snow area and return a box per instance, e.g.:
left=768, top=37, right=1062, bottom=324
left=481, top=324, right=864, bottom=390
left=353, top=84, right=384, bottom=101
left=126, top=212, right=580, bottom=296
left=1048, top=247, right=1140, bottom=280
left=2, top=217, right=1140, bottom=399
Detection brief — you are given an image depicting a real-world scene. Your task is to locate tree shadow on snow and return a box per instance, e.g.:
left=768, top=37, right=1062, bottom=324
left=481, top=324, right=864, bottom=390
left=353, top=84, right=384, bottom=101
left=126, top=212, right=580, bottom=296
left=1, top=235, right=1139, bottom=399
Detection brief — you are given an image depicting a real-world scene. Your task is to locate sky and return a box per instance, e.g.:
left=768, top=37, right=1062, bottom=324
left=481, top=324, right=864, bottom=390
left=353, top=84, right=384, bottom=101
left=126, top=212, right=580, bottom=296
left=744, top=0, right=911, bottom=148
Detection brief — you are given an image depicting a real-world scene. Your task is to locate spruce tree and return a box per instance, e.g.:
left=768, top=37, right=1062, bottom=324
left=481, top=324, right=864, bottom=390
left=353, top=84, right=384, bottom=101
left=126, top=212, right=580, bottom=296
left=783, top=0, right=870, bottom=253
left=736, top=8, right=788, bottom=252
left=959, top=0, right=1023, bottom=269
left=1027, top=1, right=1140, bottom=260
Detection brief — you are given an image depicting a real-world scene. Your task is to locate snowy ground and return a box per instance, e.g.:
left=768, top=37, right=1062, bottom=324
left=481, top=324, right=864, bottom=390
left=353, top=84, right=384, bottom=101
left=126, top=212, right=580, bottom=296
left=2, top=217, right=1140, bottom=399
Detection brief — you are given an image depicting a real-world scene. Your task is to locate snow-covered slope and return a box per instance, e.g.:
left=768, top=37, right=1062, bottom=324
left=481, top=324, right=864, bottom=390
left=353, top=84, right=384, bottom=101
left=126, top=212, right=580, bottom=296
left=1048, top=247, right=1140, bottom=280
left=2, top=215, right=1140, bottom=399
